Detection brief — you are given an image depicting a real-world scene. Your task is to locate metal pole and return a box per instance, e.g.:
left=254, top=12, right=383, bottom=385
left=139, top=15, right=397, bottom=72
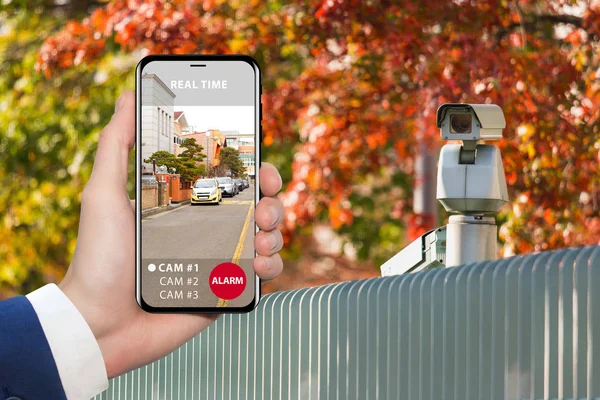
left=409, top=111, right=438, bottom=241
left=410, top=140, right=438, bottom=240
left=206, top=134, right=209, bottom=174
left=445, top=215, right=498, bottom=267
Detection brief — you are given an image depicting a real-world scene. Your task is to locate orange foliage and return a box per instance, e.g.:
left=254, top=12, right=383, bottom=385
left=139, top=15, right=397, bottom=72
left=36, top=0, right=600, bottom=256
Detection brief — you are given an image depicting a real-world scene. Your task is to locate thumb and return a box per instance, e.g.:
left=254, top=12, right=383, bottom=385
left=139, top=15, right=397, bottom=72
left=87, top=91, right=135, bottom=193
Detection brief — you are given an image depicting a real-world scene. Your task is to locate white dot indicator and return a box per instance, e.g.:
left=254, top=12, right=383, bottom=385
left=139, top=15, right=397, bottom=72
left=148, top=263, right=156, bottom=272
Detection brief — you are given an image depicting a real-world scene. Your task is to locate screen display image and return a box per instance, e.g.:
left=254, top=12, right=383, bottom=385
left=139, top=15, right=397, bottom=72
left=137, top=58, right=259, bottom=311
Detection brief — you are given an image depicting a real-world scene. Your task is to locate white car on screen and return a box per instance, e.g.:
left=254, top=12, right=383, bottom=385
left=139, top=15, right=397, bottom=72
left=191, top=179, right=222, bottom=205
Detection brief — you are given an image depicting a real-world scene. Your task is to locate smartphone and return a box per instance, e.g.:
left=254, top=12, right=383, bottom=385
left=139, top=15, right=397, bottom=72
left=135, top=55, right=261, bottom=313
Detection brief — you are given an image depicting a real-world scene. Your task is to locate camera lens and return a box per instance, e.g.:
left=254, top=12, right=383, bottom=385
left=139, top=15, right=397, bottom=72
left=450, top=114, right=472, bottom=134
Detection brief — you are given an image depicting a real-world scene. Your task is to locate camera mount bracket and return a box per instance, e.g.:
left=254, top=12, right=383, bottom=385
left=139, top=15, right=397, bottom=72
left=459, top=139, right=477, bottom=164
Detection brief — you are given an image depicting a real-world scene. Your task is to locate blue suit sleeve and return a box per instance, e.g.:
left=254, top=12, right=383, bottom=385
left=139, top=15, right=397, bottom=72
left=0, top=295, right=67, bottom=400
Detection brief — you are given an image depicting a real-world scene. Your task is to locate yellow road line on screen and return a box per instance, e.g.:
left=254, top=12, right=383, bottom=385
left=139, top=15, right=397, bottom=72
left=217, top=202, right=254, bottom=308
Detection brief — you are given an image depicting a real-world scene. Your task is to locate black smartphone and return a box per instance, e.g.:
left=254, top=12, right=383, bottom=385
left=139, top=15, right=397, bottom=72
left=135, top=55, right=261, bottom=313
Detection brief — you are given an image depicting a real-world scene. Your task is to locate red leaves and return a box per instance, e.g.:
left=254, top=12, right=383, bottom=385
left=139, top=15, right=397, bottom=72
left=582, top=5, right=600, bottom=38
left=36, top=0, right=600, bottom=256
left=36, top=25, right=106, bottom=77
left=36, top=0, right=224, bottom=76
left=328, top=194, right=353, bottom=230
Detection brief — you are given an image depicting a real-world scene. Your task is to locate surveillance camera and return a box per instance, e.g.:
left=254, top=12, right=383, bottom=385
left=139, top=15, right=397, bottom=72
left=436, top=103, right=505, bottom=141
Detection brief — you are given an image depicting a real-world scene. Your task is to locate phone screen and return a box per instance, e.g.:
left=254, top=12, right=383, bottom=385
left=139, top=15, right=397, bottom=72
left=136, top=57, right=260, bottom=312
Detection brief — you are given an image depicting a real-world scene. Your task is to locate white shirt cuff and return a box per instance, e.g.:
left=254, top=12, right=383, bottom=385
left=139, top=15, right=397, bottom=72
left=27, top=283, right=109, bottom=400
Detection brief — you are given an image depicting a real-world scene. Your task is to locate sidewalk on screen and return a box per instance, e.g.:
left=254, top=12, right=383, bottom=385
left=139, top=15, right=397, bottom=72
left=141, top=199, right=190, bottom=219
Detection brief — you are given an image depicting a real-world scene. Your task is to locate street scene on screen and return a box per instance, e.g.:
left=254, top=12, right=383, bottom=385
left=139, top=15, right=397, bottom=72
left=141, top=73, right=256, bottom=308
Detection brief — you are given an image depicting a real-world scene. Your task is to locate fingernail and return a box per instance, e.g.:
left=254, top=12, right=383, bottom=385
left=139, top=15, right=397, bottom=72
left=115, top=94, right=125, bottom=112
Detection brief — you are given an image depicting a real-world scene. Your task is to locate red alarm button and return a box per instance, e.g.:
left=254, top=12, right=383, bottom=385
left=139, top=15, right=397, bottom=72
left=209, top=262, right=247, bottom=300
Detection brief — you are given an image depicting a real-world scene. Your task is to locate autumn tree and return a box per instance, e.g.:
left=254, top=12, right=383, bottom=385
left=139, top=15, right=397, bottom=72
left=0, top=1, right=135, bottom=297
left=2, top=0, right=600, bottom=295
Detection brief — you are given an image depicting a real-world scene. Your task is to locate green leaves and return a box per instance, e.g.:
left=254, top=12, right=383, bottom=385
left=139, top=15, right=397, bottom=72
left=176, top=138, right=207, bottom=181
left=0, top=5, right=136, bottom=297
left=145, top=139, right=208, bottom=182
left=145, top=150, right=180, bottom=172
left=217, top=147, right=245, bottom=178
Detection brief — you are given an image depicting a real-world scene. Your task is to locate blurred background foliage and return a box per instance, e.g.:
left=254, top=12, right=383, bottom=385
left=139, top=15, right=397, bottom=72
left=1, top=0, right=599, bottom=297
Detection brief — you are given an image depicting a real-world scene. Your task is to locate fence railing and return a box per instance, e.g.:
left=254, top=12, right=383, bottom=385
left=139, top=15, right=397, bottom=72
left=94, top=246, right=600, bottom=399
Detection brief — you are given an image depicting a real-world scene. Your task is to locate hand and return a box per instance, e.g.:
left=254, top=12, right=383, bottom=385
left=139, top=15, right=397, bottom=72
left=59, top=91, right=285, bottom=378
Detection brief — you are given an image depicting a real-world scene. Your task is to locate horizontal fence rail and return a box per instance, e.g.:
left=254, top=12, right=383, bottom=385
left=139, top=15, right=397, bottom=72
left=95, top=246, right=600, bottom=399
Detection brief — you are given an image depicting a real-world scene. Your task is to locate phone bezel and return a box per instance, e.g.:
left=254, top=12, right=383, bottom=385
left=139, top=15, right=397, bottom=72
left=135, top=54, right=262, bottom=314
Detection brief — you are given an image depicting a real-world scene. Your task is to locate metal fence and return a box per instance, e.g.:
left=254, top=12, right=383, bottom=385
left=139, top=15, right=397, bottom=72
left=95, top=246, right=600, bottom=399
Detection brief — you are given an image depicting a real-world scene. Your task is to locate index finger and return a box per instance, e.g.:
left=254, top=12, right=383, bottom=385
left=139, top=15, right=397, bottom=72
left=259, top=162, right=282, bottom=197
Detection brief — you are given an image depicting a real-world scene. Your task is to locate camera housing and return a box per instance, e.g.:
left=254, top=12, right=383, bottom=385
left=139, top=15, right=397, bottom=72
left=436, top=103, right=505, bottom=141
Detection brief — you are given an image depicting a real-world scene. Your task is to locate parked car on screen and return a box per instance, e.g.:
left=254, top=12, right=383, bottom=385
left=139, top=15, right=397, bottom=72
left=234, top=178, right=245, bottom=192
left=242, top=178, right=250, bottom=189
left=191, top=179, right=222, bottom=205
left=216, top=177, right=237, bottom=197
left=232, top=180, right=239, bottom=195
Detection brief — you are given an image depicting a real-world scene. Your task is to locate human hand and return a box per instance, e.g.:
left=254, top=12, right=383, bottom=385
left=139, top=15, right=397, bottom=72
left=59, top=91, right=285, bottom=378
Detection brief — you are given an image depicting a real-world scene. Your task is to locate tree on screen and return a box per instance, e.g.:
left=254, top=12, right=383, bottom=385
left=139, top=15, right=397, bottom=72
left=144, top=151, right=180, bottom=174
left=216, top=147, right=245, bottom=178
left=176, top=138, right=206, bottom=182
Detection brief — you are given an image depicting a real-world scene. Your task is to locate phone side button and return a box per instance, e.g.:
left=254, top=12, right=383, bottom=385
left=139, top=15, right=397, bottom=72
left=259, top=102, right=263, bottom=143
